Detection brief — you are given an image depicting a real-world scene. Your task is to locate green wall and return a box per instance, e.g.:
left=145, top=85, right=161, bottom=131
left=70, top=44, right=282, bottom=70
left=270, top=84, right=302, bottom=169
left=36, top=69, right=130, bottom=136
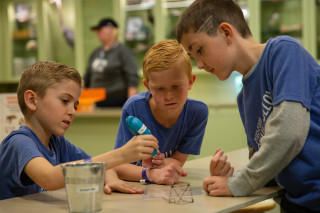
left=47, top=0, right=75, bottom=67
left=81, top=0, right=114, bottom=72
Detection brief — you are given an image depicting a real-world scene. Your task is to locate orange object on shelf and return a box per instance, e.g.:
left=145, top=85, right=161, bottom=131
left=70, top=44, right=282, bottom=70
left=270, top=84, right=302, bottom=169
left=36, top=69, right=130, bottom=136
left=77, top=88, right=106, bottom=112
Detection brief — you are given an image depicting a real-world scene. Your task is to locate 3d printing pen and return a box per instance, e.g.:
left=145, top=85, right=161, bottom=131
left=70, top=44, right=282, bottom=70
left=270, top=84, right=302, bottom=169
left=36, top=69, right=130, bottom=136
left=126, top=116, right=158, bottom=156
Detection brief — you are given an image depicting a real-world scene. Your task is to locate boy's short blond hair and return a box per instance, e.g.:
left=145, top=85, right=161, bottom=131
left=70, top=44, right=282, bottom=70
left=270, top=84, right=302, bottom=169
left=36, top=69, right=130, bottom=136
left=17, top=61, right=83, bottom=115
left=176, top=0, right=252, bottom=42
left=143, top=39, right=192, bottom=83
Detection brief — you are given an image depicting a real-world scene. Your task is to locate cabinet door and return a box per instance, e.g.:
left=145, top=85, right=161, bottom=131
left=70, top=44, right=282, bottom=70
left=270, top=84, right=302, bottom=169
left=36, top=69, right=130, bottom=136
left=164, top=0, right=192, bottom=39
left=125, top=0, right=156, bottom=67
left=260, top=0, right=303, bottom=44
left=10, top=1, right=38, bottom=78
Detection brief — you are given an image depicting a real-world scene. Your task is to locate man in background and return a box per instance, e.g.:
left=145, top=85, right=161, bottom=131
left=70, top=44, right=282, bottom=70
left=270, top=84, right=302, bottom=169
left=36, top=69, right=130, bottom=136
left=84, top=18, right=139, bottom=107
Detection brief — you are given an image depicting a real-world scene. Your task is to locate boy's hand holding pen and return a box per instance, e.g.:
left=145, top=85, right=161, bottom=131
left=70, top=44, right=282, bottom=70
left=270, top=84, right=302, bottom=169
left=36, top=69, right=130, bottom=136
left=126, top=116, right=158, bottom=157
left=126, top=116, right=166, bottom=168
left=114, top=116, right=159, bottom=164
left=119, top=134, right=159, bottom=163
left=125, top=116, right=186, bottom=185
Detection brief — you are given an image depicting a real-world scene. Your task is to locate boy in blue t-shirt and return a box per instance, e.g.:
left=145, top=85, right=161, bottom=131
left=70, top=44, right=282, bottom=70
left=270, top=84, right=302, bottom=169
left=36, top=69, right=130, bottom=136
left=0, top=61, right=159, bottom=200
left=114, top=39, right=209, bottom=185
left=176, top=0, right=320, bottom=212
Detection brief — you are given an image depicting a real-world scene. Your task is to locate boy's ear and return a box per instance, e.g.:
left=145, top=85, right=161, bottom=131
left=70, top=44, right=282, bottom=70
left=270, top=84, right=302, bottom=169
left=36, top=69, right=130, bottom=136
left=219, top=22, right=233, bottom=46
left=188, top=74, right=196, bottom=90
left=143, top=79, right=150, bottom=91
left=24, top=90, right=37, bottom=112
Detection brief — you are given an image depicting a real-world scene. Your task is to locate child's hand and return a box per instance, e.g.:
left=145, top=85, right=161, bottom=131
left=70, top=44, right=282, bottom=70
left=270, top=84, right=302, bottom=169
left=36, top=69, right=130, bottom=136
left=210, top=149, right=234, bottom=177
left=104, top=168, right=144, bottom=194
left=147, top=163, right=187, bottom=185
left=142, top=151, right=165, bottom=168
left=104, top=179, right=144, bottom=194
left=120, top=135, right=159, bottom=163
left=151, top=152, right=165, bottom=168
left=203, top=176, right=233, bottom=196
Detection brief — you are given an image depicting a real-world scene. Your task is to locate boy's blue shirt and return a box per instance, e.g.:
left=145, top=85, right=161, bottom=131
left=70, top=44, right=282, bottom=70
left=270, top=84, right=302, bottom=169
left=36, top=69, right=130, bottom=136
left=237, top=36, right=320, bottom=209
left=0, top=126, right=90, bottom=200
left=114, top=91, right=208, bottom=165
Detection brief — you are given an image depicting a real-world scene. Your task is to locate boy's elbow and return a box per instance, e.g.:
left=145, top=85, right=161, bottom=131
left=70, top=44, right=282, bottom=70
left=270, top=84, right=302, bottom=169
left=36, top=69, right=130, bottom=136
left=42, top=182, right=63, bottom=191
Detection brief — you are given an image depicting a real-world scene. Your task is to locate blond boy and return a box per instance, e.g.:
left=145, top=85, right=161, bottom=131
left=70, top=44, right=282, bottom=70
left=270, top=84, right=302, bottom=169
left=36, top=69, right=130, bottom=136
left=114, top=40, right=208, bottom=184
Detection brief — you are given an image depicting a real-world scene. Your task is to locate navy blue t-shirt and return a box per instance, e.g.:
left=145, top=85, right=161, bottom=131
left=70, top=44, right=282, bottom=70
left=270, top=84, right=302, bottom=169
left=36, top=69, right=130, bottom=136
left=0, top=126, right=90, bottom=200
left=114, top=91, right=208, bottom=165
left=237, top=36, right=320, bottom=209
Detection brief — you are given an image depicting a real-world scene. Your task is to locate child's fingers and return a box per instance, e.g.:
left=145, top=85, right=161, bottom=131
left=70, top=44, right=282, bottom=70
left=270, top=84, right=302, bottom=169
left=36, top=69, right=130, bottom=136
left=226, top=167, right=234, bottom=177
left=203, top=176, right=215, bottom=193
left=153, top=153, right=164, bottom=160
left=213, top=157, right=229, bottom=172
left=159, top=164, right=188, bottom=185
left=103, top=185, right=112, bottom=195
left=171, top=164, right=188, bottom=177
left=138, top=134, right=158, bottom=142
left=215, top=155, right=228, bottom=170
left=135, top=135, right=159, bottom=145
left=210, top=150, right=224, bottom=168
left=210, top=151, right=227, bottom=175
left=124, top=136, right=160, bottom=162
left=139, top=146, right=158, bottom=156
left=219, top=163, right=229, bottom=175
left=118, top=183, right=144, bottom=194
left=134, top=136, right=159, bottom=150
left=213, top=148, right=221, bottom=156
left=163, top=178, right=174, bottom=185
left=207, top=183, right=218, bottom=192
left=209, top=189, right=220, bottom=196
left=151, top=159, right=162, bottom=165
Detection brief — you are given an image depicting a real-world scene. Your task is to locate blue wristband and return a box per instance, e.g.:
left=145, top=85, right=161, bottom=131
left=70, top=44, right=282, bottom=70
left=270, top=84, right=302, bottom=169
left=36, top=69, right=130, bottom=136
left=84, top=158, right=92, bottom=162
left=140, top=166, right=152, bottom=184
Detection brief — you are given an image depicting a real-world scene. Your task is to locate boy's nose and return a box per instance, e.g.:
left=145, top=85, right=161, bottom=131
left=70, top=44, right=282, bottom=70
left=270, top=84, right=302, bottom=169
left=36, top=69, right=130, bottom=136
left=196, top=59, right=205, bottom=69
left=68, top=106, right=76, bottom=115
left=164, top=90, right=174, bottom=100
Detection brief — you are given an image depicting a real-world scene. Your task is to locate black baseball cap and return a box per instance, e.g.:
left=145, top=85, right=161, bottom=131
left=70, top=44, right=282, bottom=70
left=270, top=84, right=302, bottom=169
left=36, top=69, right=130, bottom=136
left=91, top=18, right=118, bottom=30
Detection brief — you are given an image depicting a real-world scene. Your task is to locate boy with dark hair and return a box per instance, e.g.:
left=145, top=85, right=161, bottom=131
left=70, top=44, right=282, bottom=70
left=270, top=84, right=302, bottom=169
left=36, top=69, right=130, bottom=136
left=177, top=0, right=320, bottom=211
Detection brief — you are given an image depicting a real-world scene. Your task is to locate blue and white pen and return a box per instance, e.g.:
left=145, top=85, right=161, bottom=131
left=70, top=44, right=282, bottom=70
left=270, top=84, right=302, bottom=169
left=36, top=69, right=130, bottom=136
left=126, top=116, right=158, bottom=157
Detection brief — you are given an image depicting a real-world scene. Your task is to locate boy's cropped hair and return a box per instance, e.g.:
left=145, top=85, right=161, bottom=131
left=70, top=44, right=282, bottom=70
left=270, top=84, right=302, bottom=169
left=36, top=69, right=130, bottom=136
left=142, top=39, right=192, bottom=82
left=176, top=0, right=252, bottom=42
left=17, top=61, right=83, bottom=115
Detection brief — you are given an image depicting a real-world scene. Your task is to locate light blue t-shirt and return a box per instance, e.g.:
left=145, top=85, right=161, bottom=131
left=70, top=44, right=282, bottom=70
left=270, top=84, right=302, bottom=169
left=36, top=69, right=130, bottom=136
left=0, top=126, right=90, bottom=200
left=237, top=36, right=320, bottom=210
left=114, top=91, right=208, bottom=165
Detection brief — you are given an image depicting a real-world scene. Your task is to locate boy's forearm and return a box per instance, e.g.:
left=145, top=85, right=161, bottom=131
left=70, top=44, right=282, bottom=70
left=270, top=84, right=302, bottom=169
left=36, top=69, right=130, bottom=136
left=92, top=148, right=126, bottom=170
left=164, top=151, right=189, bottom=167
left=104, top=168, right=120, bottom=184
left=164, top=157, right=184, bottom=167
left=115, top=164, right=143, bottom=181
left=24, top=157, right=65, bottom=191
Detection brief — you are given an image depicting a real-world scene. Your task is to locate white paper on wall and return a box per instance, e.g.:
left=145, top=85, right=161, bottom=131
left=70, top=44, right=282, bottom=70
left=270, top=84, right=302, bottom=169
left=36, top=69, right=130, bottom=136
left=0, top=93, right=25, bottom=142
